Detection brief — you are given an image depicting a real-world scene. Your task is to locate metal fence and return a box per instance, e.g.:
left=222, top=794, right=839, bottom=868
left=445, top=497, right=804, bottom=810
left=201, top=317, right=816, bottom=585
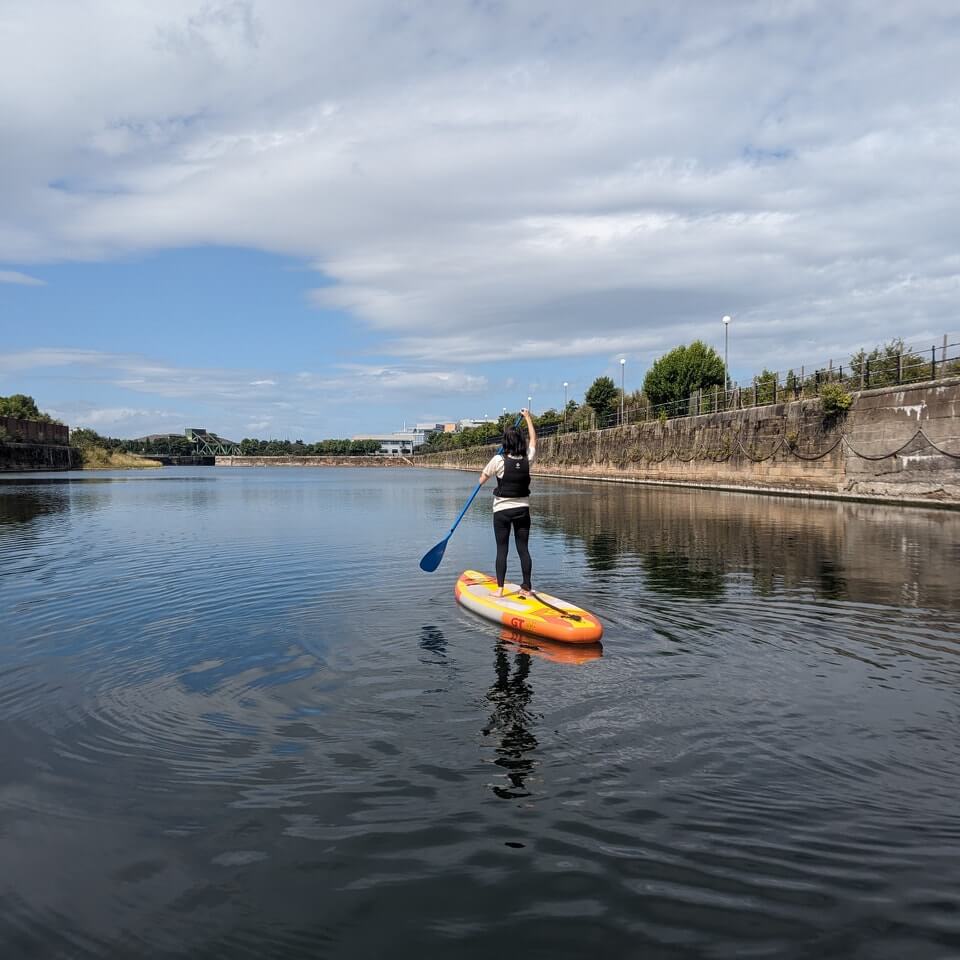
left=585, top=335, right=960, bottom=432
left=416, top=335, right=959, bottom=452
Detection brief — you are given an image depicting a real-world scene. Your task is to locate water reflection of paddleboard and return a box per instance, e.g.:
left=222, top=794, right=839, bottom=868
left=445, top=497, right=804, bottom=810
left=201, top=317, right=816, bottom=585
left=498, top=629, right=603, bottom=664
left=455, top=570, right=603, bottom=645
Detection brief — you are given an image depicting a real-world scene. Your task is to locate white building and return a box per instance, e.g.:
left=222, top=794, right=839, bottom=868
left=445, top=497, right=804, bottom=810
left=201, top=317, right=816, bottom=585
left=415, top=421, right=456, bottom=434
left=352, top=430, right=427, bottom=456
left=457, top=417, right=498, bottom=431
left=352, top=416, right=496, bottom=454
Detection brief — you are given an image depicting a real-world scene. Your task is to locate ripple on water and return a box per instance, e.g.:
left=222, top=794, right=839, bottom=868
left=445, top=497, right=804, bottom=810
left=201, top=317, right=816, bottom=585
left=2, top=471, right=960, bottom=958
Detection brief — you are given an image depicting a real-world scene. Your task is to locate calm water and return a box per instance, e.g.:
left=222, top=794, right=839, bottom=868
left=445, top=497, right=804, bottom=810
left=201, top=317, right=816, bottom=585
left=1, top=467, right=959, bottom=959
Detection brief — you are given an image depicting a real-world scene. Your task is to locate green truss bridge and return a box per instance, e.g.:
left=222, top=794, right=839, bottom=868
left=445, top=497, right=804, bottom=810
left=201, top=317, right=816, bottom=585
left=138, top=427, right=240, bottom=464
left=184, top=428, right=241, bottom=456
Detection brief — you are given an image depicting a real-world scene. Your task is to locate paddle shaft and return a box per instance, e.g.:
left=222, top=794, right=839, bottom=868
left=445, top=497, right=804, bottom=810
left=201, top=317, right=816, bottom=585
left=446, top=481, right=483, bottom=535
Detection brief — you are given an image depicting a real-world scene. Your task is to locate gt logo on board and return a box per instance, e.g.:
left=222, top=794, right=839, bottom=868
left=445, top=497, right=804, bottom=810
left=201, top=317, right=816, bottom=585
left=510, top=617, right=524, bottom=630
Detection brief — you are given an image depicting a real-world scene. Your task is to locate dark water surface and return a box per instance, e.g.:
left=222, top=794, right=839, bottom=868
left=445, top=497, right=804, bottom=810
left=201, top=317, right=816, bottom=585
left=1, top=467, right=959, bottom=959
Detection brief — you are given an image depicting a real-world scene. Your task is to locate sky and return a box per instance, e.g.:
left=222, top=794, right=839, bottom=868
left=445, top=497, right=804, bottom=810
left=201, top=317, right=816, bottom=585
left=1, top=0, right=959, bottom=441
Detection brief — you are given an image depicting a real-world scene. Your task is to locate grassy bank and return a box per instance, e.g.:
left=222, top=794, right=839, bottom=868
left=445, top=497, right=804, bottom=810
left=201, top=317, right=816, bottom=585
left=77, top=446, right=161, bottom=469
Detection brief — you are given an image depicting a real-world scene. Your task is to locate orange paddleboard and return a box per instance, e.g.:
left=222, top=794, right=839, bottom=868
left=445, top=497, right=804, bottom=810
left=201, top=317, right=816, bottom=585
left=455, top=570, right=603, bottom=645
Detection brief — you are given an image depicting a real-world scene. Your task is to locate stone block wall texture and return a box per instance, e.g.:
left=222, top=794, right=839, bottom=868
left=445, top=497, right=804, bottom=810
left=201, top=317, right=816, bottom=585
left=0, top=416, right=74, bottom=471
left=416, top=378, right=960, bottom=505
left=0, top=442, right=78, bottom=471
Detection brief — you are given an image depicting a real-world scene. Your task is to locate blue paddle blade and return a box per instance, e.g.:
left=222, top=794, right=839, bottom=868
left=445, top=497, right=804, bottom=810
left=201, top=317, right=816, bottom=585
left=419, top=536, right=449, bottom=572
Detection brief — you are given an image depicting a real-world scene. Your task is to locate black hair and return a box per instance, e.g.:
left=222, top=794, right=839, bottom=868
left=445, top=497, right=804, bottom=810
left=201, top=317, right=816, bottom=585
left=502, top=425, right=527, bottom=457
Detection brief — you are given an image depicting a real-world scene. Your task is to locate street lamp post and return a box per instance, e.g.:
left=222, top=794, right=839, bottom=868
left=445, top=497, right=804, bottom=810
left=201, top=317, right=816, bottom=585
left=722, top=315, right=731, bottom=393
left=563, top=381, right=568, bottom=431
left=527, top=395, right=532, bottom=415
left=619, top=358, right=626, bottom=425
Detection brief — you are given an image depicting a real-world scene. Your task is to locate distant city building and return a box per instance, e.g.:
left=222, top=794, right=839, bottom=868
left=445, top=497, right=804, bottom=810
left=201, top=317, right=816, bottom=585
left=352, top=430, right=427, bottom=456
left=415, top=422, right=457, bottom=434
left=354, top=417, right=495, bottom=454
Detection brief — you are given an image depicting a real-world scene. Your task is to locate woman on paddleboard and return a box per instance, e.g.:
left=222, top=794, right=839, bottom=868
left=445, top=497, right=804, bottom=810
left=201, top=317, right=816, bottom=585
left=479, top=409, right=536, bottom=598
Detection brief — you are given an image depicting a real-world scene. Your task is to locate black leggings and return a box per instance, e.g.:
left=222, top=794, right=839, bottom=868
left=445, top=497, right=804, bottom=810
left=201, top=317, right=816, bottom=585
left=494, top=507, right=532, bottom=590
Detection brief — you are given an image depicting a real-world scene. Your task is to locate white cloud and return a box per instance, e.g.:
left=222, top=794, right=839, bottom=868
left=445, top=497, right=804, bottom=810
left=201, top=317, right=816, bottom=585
left=72, top=407, right=183, bottom=429
left=1, top=1, right=959, bottom=370
left=320, top=365, right=487, bottom=393
left=0, top=347, right=489, bottom=438
left=0, top=269, right=45, bottom=286
left=0, top=348, right=117, bottom=371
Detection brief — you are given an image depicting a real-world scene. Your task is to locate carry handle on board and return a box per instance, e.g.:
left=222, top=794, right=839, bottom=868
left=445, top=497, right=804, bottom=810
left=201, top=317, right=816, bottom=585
left=419, top=415, right=524, bottom=573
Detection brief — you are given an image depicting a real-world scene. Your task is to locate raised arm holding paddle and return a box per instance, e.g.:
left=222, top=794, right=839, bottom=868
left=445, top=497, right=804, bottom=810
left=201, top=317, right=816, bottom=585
left=478, top=409, right=536, bottom=597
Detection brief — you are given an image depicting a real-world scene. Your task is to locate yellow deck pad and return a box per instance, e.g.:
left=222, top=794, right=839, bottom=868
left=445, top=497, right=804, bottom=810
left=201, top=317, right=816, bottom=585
left=455, top=570, right=603, bottom=645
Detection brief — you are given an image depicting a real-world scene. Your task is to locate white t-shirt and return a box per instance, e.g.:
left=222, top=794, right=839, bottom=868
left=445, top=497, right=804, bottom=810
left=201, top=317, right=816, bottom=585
left=482, top=446, right=536, bottom=513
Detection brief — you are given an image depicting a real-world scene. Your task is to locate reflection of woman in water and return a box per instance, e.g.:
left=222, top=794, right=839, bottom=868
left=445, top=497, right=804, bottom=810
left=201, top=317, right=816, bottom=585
left=482, top=643, right=539, bottom=799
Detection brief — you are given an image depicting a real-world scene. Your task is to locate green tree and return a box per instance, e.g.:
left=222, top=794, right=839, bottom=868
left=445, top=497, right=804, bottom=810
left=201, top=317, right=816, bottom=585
left=166, top=435, right=193, bottom=455
left=643, top=341, right=725, bottom=410
left=756, top=368, right=778, bottom=405
left=70, top=427, right=106, bottom=448
left=850, top=338, right=927, bottom=388
left=584, top=376, right=618, bottom=421
left=348, top=439, right=379, bottom=455
left=534, top=407, right=562, bottom=431
left=0, top=393, right=53, bottom=421
left=623, top=388, right=652, bottom=418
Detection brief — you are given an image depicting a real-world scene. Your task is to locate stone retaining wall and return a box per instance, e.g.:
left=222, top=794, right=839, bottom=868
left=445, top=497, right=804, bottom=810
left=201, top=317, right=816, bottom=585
left=0, top=442, right=78, bottom=472
left=416, top=378, right=960, bottom=506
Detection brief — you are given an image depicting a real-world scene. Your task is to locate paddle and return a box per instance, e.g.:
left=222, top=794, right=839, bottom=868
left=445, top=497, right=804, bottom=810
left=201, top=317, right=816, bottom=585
left=419, top=415, right=522, bottom=573
left=530, top=591, right=583, bottom=622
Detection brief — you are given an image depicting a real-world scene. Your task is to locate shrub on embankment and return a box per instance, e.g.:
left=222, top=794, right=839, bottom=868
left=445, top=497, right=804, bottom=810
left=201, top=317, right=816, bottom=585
left=75, top=446, right=161, bottom=469
left=70, top=429, right=160, bottom=469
